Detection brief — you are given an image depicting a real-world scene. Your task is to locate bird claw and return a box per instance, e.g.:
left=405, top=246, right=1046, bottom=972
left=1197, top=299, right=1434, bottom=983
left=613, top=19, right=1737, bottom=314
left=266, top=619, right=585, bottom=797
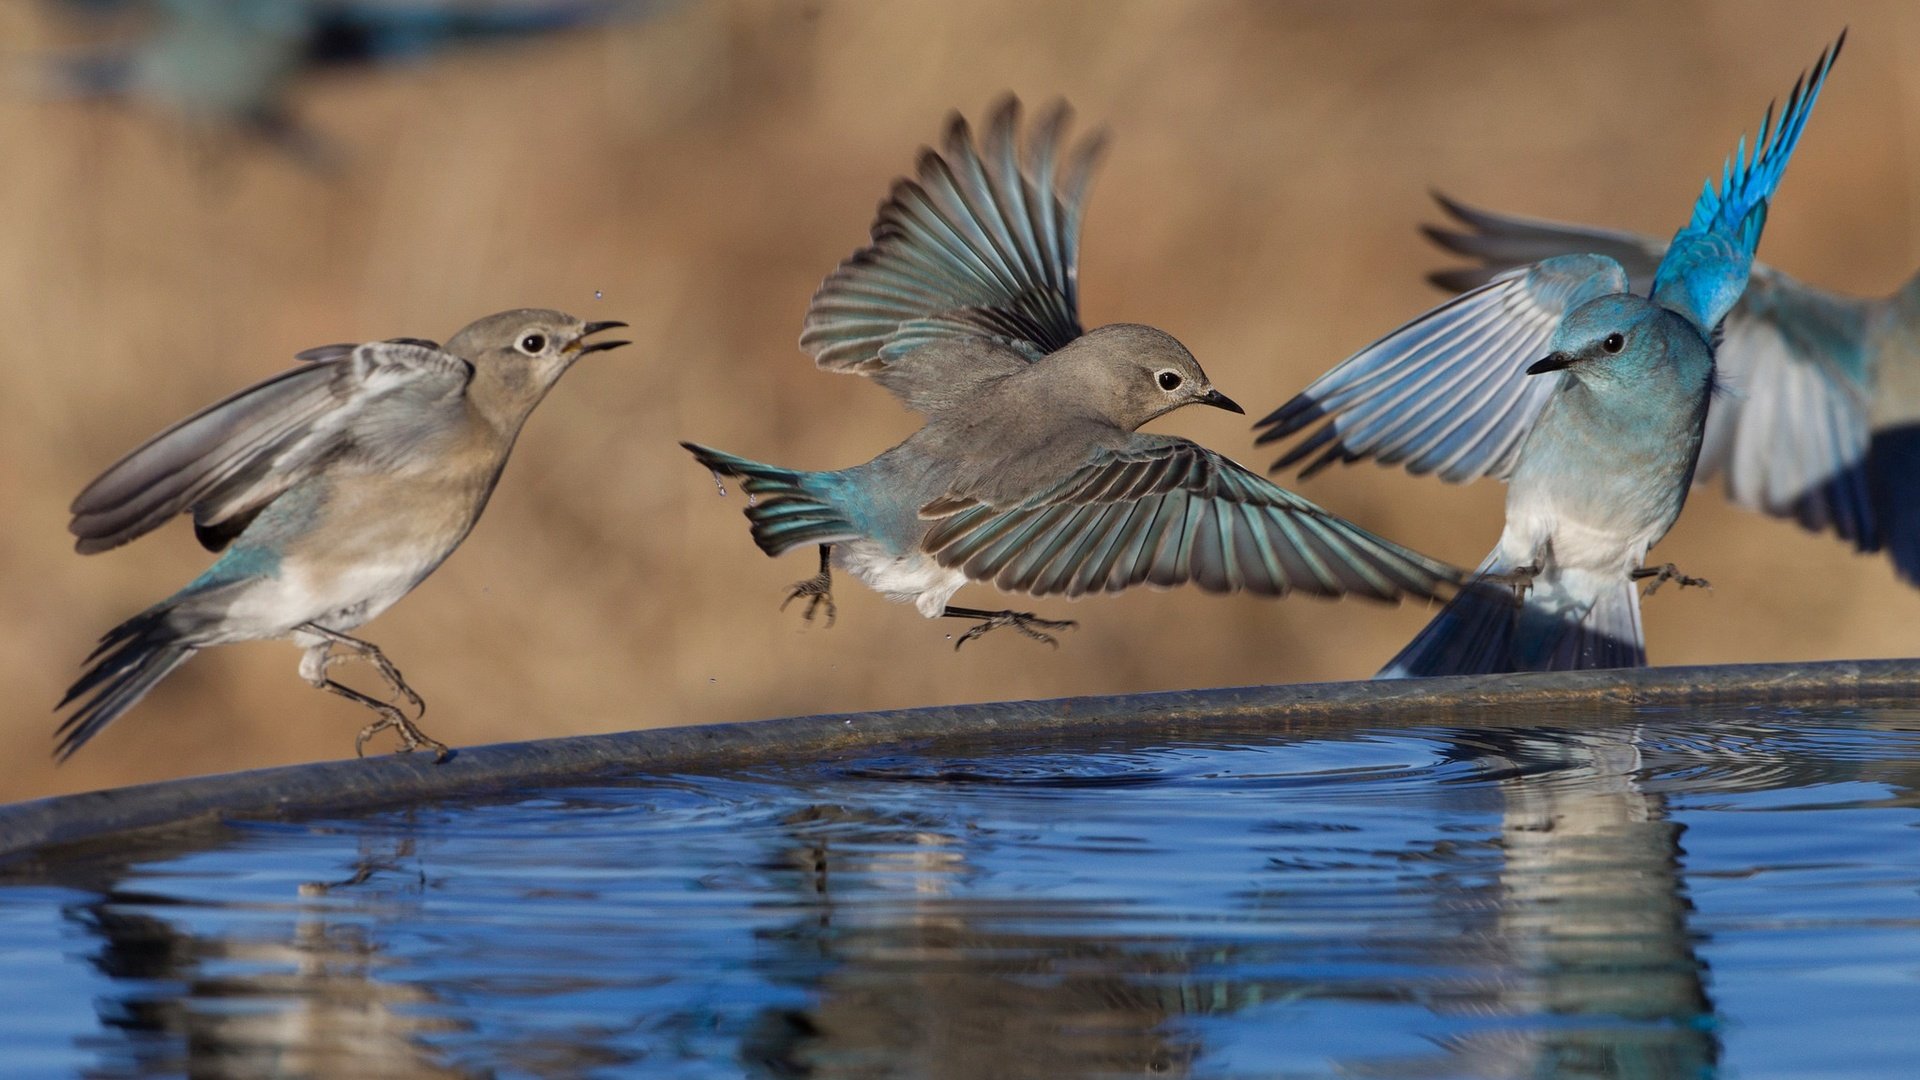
left=355, top=712, right=453, bottom=763
left=953, top=611, right=1078, bottom=650
left=1478, top=562, right=1541, bottom=603
left=780, top=573, right=837, bottom=628
left=1634, top=563, right=1711, bottom=596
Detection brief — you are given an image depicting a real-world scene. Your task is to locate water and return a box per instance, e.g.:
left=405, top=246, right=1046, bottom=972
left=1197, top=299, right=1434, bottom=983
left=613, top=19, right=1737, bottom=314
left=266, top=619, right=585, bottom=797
left=2, top=706, right=1917, bottom=1078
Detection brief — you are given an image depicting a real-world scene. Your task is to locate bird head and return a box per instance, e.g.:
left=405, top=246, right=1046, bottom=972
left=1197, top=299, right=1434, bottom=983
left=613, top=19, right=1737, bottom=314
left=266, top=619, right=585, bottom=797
left=1065, top=323, right=1242, bottom=430
left=1527, top=294, right=1702, bottom=385
left=448, top=308, right=628, bottom=416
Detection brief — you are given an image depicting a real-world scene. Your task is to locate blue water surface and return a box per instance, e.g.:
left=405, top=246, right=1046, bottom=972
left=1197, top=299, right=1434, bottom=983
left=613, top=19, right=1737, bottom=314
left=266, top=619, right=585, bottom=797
left=0, top=706, right=1915, bottom=1078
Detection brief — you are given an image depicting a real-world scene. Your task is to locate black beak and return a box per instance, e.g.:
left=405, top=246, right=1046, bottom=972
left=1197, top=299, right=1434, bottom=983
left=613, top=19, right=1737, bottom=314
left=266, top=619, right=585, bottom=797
left=1526, top=352, right=1574, bottom=376
left=572, top=320, right=631, bottom=356
left=1199, top=388, right=1245, bottom=414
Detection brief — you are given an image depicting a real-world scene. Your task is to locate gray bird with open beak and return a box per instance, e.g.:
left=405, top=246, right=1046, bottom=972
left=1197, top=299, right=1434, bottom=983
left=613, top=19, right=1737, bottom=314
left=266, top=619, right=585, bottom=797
left=59, top=309, right=628, bottom=761
left=684, top=97, right=1460, bottom=648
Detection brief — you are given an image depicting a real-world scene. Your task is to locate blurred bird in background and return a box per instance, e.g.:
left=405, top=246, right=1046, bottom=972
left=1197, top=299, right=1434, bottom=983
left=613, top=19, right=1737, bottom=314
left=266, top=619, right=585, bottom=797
left=1421, top=192, right=1920, bottom=590
left=1253, top=35, right=1844, bottom=676
left=24, top=0, right=646, bottom=164
left=58, top=310, right=628, bottom=761
left=686, top=97, right=1462, bottom=649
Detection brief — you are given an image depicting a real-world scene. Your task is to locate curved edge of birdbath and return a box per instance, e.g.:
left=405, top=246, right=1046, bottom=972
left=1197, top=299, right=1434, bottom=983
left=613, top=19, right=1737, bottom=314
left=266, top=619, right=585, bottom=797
left=2, top=657, right=1915, bottom=867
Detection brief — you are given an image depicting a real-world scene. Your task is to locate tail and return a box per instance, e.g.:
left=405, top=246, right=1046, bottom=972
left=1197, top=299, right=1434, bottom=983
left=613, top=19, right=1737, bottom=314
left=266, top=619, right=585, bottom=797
left=56, top=609, right=196, bottom=762
left=681, top=443, right=860, bottom=558
left=1379, top=556, right=1645, bottom=678
left=1868, top=422, right=1920, bottom=587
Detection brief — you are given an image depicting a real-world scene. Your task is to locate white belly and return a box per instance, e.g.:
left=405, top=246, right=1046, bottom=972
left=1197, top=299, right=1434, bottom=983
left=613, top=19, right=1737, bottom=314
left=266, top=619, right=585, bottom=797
left=836, top=540, right=969, bottom=618
left=213, top=550, right=446, bottom=643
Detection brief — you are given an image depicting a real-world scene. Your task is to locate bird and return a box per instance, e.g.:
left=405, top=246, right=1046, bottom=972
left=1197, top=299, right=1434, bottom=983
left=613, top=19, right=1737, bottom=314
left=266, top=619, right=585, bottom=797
left=1418, top=191, right=1920, bottom=590
left=1251, top=35, right=1842, bottom=676
left=58, top=309, right=628, bottom=761
left=683, top=96, right=1462, bottom=650
left=29, top=0, right=640, bottom=165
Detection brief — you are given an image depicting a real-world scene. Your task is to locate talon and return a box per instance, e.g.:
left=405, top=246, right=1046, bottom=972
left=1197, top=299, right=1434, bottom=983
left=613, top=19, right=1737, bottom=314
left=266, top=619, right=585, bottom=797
left=780, top=574, right=837, bottom=628
left=952, top=611, right=1078, bottom=650
left=1634, top=563, right=1711, bottom=596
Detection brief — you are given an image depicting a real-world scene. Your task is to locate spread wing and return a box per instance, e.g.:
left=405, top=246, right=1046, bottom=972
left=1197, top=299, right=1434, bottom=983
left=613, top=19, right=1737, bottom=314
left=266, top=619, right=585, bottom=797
left=921, top=436, right=1461, bottom=602
left=1254, top=254, right=1630, bottom=483
left=69, top=340, right=473, bottom=554
left=798, top=94, right=1103, bottom=405
left=1423, top=195, right=1878, bottom=550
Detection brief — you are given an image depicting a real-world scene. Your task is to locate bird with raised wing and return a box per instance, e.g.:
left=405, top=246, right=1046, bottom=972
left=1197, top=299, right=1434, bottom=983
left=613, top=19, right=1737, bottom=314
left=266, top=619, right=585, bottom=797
left=1252, top=35, right=1843, bottom=676
left=685, top=97, right=1461, bottom=649
left=60, top=309, right=628, bottom=761
left=1418, top=188, right=1920, bottom=589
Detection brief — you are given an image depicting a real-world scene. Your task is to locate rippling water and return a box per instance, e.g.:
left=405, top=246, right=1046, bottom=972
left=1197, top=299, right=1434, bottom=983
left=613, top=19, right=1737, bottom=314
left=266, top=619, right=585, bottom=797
left=1, top=706, right=1917, bottom=1078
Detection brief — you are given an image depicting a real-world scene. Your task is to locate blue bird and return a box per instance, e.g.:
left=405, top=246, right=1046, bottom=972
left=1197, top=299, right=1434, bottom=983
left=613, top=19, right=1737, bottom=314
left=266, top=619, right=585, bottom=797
left=59, top=310, right=628, bottom=761
left=1253, top=35, right=1843, bottom=676
left=33, top=0, right=638, bottom=163
left=1421, top=190, right=1920, bottom=589
left=686, top=97, right=1462, bottom=649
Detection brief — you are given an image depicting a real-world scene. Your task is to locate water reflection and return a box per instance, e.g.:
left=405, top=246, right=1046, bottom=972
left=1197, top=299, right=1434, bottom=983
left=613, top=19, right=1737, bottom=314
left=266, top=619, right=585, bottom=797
left=69, top=835, right=469, bottom=1078
left=17, top=709, right=1919, bottom=1078
left=737, top=726, right=1715, bottom=1079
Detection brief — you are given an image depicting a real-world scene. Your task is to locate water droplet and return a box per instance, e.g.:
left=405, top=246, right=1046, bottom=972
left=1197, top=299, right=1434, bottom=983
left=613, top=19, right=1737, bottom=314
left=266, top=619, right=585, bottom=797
left=706, top=469, right=728, bottom=497
left=593, top=290, right=603, bottom=300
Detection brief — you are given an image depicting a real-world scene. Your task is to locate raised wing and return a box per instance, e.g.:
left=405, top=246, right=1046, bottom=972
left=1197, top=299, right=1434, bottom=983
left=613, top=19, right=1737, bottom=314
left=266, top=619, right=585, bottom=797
left=921, top=436, right=1461, bottom=602
left=69, top=340, right=473, bottom=554
left=799, top=95, right=1104, bottom=389
left=1423, top=193, right=1665, bottom=293
left=1422, top=197, right=1879, bottom=551
left=1651, top=32, right=1842, bottom=333
left=1254, top=254, right=1630, bottom=482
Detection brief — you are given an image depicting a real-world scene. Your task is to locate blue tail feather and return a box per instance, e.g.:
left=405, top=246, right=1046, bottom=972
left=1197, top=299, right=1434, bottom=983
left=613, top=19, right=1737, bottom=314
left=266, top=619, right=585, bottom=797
left=681, top=443, right=861, bottom=558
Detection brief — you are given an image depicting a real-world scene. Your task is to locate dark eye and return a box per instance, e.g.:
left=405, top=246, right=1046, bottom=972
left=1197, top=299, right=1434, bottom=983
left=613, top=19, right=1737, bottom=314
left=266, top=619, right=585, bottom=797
left=1602, top=332, right=1625, bottom=354
left=1157, top=370, right=1183, bottom=391
left=518, top=333, right=547, bottom=355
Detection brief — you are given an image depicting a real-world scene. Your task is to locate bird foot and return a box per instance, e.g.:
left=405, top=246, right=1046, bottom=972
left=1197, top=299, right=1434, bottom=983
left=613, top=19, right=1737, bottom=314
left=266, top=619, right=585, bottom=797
left=1478, top=562, right=1542, bottom=602
left=355, top=710, right=453, bottom=763
left=953, top=611, right=1078, bottom=650
left=780, top=572, right=837, bottom=628
left=1633, top=563, right=1711, bottom=596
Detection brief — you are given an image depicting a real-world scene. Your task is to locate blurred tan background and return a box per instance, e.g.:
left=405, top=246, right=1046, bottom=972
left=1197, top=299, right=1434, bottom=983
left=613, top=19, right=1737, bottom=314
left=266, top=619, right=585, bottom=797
left=1, top=0, right=1913, bottom=800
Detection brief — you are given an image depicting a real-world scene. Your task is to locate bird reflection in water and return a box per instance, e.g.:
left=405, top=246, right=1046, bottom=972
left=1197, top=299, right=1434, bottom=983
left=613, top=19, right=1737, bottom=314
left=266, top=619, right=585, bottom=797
left=69, top=834, right=468, bottom=1079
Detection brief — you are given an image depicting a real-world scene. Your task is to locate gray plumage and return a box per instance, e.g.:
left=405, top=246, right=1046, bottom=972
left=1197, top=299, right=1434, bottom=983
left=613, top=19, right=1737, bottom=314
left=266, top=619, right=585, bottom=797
left=687, top=97, right=1460, bottom=646
left=60, top=310, right=628, bottom=760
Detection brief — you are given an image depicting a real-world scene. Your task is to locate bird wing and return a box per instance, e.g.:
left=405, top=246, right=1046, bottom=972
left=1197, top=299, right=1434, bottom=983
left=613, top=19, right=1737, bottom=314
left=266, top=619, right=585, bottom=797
left=1650, top=33, right=1843, bottom=334
left=919, top=435, right=1461, bottom=602
left=1698, top=268, right=1876, bottom=547
left=69, top=340, right=474, bottom=554
left=1422, top=192, right=1666, bottom=293
left=1421, top=198, right=1879, bottom=549
left=1253, top=254, right=1630, bottom=482
left=799, top=95, right=1103, bottom=404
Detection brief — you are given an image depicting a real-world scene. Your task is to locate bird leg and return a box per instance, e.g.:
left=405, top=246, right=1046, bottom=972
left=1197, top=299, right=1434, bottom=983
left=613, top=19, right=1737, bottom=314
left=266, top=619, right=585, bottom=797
left=780, top=545, right=837, bottom=628
left=1633, top=563, right=1711, bottom=596
left=1477, top=561, right=1542, bottom=603
left=297, top=625, right=449, bottom=762
left=298, top=623, right=426, bottom=718
left=940, top=606, right=1079, bottom=650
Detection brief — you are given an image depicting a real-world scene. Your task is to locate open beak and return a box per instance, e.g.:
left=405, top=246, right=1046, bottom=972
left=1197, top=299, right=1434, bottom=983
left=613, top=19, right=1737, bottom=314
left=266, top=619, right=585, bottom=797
left=1198, top=388, right=1245, bottom=414
left=568, top=320, right=631, bottom=356
left=1526, top=352, right=1574, bottom=376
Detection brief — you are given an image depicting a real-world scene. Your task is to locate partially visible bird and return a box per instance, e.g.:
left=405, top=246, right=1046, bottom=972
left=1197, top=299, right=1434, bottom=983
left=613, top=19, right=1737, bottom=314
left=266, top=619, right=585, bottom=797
left=59, top=309, right=629, bottom=761
left=1420, top=190, right=1920, bottom=589
left=685, top=96, right=1461, bottom=649
left=29, top=0, right=641, bottom=164
left=1252, top=35, right=1843, bottom=676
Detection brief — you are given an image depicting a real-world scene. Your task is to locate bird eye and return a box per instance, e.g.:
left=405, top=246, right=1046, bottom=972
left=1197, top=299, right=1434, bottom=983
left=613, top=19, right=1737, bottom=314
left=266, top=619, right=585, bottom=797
left=1602, top=332, right=1625, bottom=354
left=1156, top=370, right=1183, bottom=391
left=517, top=333, right=548, bottom=355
